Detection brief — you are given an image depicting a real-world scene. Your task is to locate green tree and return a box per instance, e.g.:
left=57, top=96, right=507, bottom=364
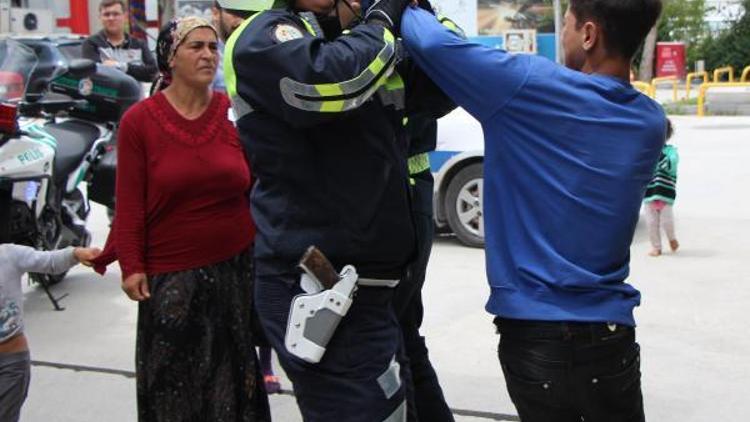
left=658, top=0, right=708, bottom=67
left=659, top=0, right=707, bottom=42
left=697, top=0, right=750, bottom=74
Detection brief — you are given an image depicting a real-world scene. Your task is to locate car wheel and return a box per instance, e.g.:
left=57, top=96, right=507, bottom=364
left=445, top=163, right=485, bottom=248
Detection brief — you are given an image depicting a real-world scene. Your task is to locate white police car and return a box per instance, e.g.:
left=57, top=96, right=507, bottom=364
left=431, top=107, right=485, bottom=248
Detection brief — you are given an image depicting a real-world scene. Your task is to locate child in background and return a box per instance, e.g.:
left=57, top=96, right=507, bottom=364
left=644, top=119, right=680, bottom=257
left=0, top=244, right=100, bottom=422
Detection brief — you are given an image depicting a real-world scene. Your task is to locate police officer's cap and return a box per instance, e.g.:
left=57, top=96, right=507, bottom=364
left=216, top=0, right=276, bottom=11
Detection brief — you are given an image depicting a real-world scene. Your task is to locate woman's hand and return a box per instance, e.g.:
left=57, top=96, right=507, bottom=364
left=122, top=273, right=151, bottom=301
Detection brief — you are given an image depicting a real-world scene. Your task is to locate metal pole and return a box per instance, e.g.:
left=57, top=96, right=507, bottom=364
left=553, top=0, right=563, bottom=64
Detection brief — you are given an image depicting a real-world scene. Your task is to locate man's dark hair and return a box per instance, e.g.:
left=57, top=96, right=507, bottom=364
left=569, top=0, right=662, bottom=60
left=99, top=0, right=126, bottom=12
left=213, top=1, right=254, bottom=19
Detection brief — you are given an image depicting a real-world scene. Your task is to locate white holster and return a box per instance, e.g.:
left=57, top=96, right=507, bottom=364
left=284, top=265, right=358, bottom=363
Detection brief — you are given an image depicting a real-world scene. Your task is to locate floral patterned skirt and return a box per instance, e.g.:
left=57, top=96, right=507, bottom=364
left=135, top=249, right=270, bottom=422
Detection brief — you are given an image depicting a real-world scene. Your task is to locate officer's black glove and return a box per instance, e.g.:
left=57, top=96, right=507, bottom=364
left=364, top=0, right=410, bottom=35
left=416, top=0, right=435, bottom=14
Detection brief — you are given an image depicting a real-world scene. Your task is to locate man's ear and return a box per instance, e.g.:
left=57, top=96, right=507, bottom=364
left=582, top=21, right=599, bottom=52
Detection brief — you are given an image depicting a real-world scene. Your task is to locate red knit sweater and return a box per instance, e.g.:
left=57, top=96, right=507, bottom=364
left=95, top=92, right=254, bottom=278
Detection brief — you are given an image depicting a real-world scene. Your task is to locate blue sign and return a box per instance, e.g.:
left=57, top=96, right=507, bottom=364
left=468, top=34, right=557, bottom=62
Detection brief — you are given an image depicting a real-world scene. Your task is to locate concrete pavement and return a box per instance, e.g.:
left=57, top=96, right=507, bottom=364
left=18, top=116, right=750, bottom=421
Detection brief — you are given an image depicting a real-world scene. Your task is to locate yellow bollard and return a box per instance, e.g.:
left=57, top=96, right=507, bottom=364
left=631, top=81, right=652, bottom=97
left=696, top=82, right=750, bottom=116
left=685, top=71, right=708, bottom=99
left=650, top=76, right=679, bottom=102
left=697, top=83, right=708, bottom=116
left=742, top=66, right=750, bottom=83
left=713, top=66, right=734, bottom=83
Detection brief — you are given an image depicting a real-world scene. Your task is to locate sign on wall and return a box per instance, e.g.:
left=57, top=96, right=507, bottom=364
left=656, top=42, right=687, bottom=79
left=431, top=0, right=554, bottom=39
left=175, top=0, right=212, bottom=21
left=477, top=0, right=554, bottom=35
left=504, top=29, right=537, bottom=54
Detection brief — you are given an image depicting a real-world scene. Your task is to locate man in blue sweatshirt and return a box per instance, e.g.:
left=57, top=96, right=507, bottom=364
left=401, top=1, right=664, bottom=420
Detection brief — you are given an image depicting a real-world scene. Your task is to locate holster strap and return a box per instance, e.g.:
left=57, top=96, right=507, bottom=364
left=358, top=278, right=400, bottom=288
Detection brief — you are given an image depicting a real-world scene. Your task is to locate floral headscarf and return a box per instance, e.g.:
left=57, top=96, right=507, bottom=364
left=152, top=16, right=217, bottom=92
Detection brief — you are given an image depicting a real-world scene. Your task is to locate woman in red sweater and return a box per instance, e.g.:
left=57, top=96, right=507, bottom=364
left=94, top=17, right=269, bottom=421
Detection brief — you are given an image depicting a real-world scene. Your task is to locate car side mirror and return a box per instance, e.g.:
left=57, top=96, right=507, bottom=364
left=67, top=59, right=97, bottom=79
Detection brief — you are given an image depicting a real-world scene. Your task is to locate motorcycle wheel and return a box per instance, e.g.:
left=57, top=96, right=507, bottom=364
left=30, top=270, right=67, bottom=286
left=31, top=209, right=68, bottom=286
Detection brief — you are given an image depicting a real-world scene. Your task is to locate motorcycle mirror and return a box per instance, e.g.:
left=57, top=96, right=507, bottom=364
left=67, top=59, right=97, bottom=79
left=0, top=103, right=18, bottom=136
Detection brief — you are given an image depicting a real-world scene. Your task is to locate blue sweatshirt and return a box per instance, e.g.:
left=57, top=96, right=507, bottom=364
left=402, top=8, right=666, bottom=326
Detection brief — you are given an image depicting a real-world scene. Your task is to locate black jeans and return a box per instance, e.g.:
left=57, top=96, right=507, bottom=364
left=495, top=318, right=645, bottom=422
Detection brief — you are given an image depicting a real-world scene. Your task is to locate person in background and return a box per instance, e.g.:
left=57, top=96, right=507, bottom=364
left=211, top=2, right=227, bottom=93
left=211, top=0, right=281, bottom=396
left=0, top=245, right=100, bottom=422
left=82, top=0, right=158, bottom=83
left=644, top=119, right=680, bottom=257
left=211, top=39, right=227, bottom=93
left=92, top=17, right=270, bottom=421
left=380, top=1, right=464, bottom=418
left=401, top=0, right=664, bottom=420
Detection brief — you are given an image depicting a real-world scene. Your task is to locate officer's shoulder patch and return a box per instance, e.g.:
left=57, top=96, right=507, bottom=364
left=271, top=23, right=304, bottom=44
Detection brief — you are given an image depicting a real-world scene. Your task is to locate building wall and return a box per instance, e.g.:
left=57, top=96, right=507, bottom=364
left=89, top=0, right=102, bottom=33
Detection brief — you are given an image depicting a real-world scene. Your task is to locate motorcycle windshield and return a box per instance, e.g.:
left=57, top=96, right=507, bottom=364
left=0, top=39, right=38, bottom=103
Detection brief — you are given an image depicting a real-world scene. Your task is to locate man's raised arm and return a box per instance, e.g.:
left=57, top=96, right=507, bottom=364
left=401, top=6, right=532, bottom=122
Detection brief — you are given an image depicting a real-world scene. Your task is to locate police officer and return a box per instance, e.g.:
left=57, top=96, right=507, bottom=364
left=383, top=3, right=463, bottom=420
left=395, top=118, right=456, bottom=422
left=214, top=0, right=451, bottom=420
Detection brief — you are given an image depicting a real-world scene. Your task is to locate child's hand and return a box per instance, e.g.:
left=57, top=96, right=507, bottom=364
left=74, top=247, right=102, bottom=267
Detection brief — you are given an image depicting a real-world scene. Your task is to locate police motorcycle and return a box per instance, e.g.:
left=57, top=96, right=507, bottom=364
left=0, top=39, right=139, bottom=310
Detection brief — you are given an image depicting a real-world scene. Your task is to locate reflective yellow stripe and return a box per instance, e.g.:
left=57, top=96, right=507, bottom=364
left=299, top=16, right=316, bottom=36
left=316, top=84, right=343, bottom=97
left=384, top=73, right=404, bottom=91
left=224, top=12, right=264, bottom=99
left=408, top=153, right=430, bottom=175
left=279, top=27, right=396, bottom=113
left=383, top=29, right=394, bottom=43
left=378, top=72, right=405, bottom=109
left=438, top=15, right=465, bottom=38
left=367, top=56, right=385, bottom=74
left=320, top=100, right=345, bottom=112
